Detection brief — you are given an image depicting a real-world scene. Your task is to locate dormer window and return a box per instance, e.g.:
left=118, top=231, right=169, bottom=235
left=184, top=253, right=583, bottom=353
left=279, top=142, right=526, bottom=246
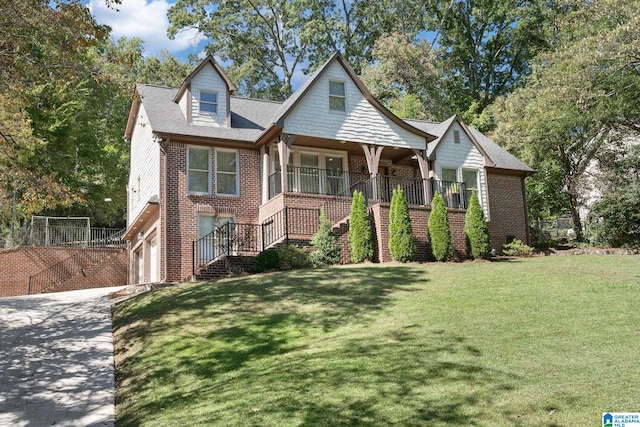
left=329, top=80, right=345, bottom=112
left=199, top=91, right=218, bottom=114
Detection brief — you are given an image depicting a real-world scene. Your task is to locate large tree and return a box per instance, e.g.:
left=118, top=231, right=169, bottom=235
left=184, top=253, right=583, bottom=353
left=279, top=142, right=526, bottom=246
left=167, top=0, right=430, bottom=99
left=362, top=0, right=552, bottom=123
left=491, top=0, right=640, bottom=240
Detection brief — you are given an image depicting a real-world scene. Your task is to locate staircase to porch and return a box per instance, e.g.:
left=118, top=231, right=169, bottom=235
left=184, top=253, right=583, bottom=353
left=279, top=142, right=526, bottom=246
left=191, top=173, right=470, bottom=279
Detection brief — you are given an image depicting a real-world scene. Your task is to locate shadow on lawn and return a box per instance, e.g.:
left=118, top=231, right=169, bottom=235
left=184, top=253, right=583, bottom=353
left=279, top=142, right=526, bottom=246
left=114, top=265, right=518, bottom=426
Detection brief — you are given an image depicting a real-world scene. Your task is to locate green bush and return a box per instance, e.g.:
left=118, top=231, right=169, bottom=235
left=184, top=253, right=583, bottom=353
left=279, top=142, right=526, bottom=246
left=464, top=191, right=492, bottom=259
left=428, top=192, right=454, bottom=261
left=348, top=190, right=373, bottom=263
left=502, top=239, right=535, bottom=256
left=254, top=249, right=280, bottom=272
left=278, top=244, right=309, bottom=270
left=308, top=205, right=341, bottom=267
left=388, top=186, right=416, bottom=262
left=586, top=183, right=640, bottom=248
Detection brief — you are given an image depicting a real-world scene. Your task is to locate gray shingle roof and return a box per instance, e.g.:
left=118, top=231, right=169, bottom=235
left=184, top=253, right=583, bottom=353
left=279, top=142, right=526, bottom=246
left=406, top=116, right=533, bottom=173
left=137, top=84, right=271, bottom=142
left=136, top=80, right=532, bottom=174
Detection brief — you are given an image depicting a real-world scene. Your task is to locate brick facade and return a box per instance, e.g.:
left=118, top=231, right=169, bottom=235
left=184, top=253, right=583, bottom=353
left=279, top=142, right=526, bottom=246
left=486, top=172, right=530, bottom=251
left=162, top=142, right=261, bottom=282
left=0, top=247, right=126, bottom=297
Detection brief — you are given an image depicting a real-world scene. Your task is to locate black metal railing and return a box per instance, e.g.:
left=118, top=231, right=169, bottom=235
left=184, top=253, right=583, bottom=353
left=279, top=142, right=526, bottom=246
left=28, top=247, right=123, bottom=294
left=267, top=167, right=468, bottom=209
left=269, top=168, right=370, bottom=199
left=261, top=207, right=320, bottom=249
left=192, top=222, right=262, bottom=273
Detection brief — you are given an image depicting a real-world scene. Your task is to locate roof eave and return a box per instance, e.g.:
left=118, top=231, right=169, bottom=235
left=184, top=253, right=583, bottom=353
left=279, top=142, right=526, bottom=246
left=123, top=88, right=141, bottom=141
left=173, top=55, right=237, bottom=103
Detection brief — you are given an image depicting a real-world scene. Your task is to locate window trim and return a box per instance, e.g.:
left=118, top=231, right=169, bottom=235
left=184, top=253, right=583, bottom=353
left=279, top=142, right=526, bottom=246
left=215, top=148, right=240, bottom=197
left=328, top=79, right=346, bottom=113
left=187, top=146, right=212, bottom=195
left=199, top=90, right=218, bottom=115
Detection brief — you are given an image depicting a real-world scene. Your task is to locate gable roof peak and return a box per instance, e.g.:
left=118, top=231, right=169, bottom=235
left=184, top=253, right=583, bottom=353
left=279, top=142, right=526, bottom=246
left=173, top=54, right=236, bottom=103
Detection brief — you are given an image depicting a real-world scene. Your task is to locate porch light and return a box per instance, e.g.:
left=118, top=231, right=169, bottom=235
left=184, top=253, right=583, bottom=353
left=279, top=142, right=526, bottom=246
left=137, top=232, right=144, bottom=240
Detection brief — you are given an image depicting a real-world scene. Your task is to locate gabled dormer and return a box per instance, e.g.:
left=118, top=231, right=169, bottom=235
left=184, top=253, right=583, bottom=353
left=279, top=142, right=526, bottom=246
left=173, top=55, right=236, bottom=128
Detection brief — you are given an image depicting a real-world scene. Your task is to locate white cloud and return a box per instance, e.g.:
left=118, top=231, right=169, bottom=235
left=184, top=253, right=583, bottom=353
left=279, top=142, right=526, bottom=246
left=88, top=0, right=205, bottom=58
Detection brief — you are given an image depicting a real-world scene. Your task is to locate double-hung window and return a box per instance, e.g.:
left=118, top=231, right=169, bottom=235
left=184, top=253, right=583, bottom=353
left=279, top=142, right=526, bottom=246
left=200, top=91, right=218, bottom=114
left=188, top=147, right=211, bottom=194
left=462, top=169, right=479, bottom=206
left=216, top=149, right=239, bottom=196
left=329, top=80, right=346, bottom=112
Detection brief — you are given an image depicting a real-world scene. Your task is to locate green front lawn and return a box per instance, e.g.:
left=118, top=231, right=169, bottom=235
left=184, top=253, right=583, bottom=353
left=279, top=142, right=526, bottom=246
left=113, top=256, right=640, bottom=426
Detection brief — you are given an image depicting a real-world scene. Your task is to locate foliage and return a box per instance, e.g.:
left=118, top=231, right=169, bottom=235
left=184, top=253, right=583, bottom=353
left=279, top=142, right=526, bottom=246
left=361, top=33, right=439, bottom=120
left=428, top=192, right=454, bottom=261
left=464, top=192, right=492, bottom=259
left=502, top=239, right=535, bottom=257
left=587, top=183, right=640, bottom=249
left=308, top=205, right=341, bottom=267
left=277, top=244, right=310, bottom=270
left=114, top=257, right=640, bottom=427
left=348, top=190, right=373, bottom=263
left=168, top=1, right=430, bottom=99
left=388, top=186, right=416, bottom=263
left=491, top=0, right=640, bottom=240
left=254, top=249, right=280, bottom=273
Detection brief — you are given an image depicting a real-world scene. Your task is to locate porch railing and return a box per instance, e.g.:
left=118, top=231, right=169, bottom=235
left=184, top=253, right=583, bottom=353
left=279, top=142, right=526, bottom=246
left=268, top=167, right=467, bottom=209
left=192, top=222, right=261, bottom=273
left=269, top=167, right=370, bottom=199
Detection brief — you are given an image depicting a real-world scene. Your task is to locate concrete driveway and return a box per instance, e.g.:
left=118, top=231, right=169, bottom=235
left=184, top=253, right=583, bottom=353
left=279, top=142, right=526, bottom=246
left=0, top=286, right=125, bottom=427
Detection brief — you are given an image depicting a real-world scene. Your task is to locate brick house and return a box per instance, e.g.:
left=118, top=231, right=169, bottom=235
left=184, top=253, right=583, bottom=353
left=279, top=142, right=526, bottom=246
left=123, top=52, right=533, bottom=284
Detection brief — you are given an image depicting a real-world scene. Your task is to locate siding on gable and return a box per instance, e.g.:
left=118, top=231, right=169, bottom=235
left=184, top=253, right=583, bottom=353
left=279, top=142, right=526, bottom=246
left=178, top=90, right=188, bottom=120
left=127, top=102, right=160, bottom=226
left=190, top=64, right=228, bottom=127
left=434, top=122, right=488, bottom=214
left=283, top=62, right=425, bottom=149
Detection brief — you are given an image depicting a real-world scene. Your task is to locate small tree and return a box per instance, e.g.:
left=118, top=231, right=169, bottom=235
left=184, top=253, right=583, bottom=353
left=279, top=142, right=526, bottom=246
left=429, top=192, right=454, bottom=261
left=464, top=191, right=492, bottom=259
left=349, top=190, right=373, bottom=263
left=388, top=186, right=416, bottom=262
left=308, top=205, right=341, bottom=267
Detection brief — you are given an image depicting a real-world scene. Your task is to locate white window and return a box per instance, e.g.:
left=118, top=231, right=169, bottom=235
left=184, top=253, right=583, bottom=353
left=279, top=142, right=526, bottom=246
left=188, top=147, right=211, bottom=194
left=441, top=167, right=457, bottom=183
left=462, top=169, right=479, bottom=205
left=329, top=80, right=346, bottom=112
left=216, top=149, right=239, bottom=196
left=200, top=91, right=218, bottom=114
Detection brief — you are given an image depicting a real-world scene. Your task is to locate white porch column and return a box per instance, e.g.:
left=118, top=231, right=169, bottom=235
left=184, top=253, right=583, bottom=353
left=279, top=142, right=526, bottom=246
left=413, top=149, right=432, bottom=206
left=278, top=134, right=295, bottom=193
left=260, top=145, right=269, bottom=204
left=360, top=143, right=385, bottom=201
left=359, top=143, right=385, bottom=177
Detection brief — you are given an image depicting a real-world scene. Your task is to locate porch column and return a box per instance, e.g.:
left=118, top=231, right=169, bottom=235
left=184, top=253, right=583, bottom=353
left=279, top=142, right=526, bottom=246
left=413, top=149, right=432, bottom=206
left=260, top=145, right=269, bottom=204
left=360, top=143, right=385, bottom=201
left=278, top=134, right=295, bottom=194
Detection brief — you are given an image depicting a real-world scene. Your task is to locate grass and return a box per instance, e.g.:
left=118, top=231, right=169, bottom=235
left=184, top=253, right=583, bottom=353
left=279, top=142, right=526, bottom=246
left=113, top=256, right=640, bottom=426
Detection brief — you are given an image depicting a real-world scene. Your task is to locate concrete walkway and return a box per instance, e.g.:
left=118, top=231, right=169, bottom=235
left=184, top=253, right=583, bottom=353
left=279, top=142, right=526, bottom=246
left=0, top=286, right=125, bottom=427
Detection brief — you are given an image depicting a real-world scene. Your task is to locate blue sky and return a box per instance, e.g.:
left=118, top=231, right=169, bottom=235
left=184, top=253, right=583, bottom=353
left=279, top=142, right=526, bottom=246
left=89, top=0, right=205, bottom=59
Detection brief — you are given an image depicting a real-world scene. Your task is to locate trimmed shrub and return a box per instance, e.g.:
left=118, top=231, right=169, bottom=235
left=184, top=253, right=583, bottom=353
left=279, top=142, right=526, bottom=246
left=278, top=244, right=309, bottom=270
left=308, top=205, right=341, bottom=267
left=254, top=249, right=279, bottom=272
left=502, top=239, right=535, bottom=256
left=428, top=192, right=454, bottom=261
left=464, top=191, right=492, bottom=259
left=348, top=190, right=373, bottom=263
left=388, top=186, right=416, bottom=262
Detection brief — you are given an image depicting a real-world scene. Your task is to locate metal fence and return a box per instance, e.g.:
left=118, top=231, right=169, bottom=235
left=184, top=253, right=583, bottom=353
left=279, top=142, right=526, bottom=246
left=29, top=216, right=125, bottom=247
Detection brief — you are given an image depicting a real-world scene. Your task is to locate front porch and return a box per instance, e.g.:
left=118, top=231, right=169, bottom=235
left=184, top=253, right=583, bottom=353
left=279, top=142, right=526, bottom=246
left=268, top=167, right=469, bottom=210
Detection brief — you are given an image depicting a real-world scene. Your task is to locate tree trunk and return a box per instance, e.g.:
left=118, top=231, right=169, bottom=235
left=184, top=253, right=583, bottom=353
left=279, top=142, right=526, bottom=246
left=567, top=192, right=584, bottom=241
